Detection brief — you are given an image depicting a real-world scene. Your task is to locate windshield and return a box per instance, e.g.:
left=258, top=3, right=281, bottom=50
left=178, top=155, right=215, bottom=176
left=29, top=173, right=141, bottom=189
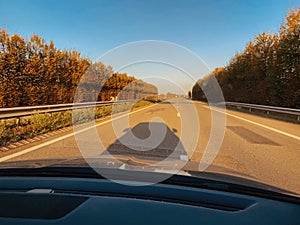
left=0, top=0, right=299, bottom=197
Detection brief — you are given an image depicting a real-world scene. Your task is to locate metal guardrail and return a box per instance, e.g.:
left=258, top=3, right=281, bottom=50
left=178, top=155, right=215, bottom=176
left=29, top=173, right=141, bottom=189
left=0, top=100, right=134, bottom=120
left=1, top=100, right=299, bottom=121
left=224, top=102, right=300, bottom=121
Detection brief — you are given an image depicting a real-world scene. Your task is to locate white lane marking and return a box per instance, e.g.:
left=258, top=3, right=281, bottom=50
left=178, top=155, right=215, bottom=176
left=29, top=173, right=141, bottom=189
left=0, top=104, right=156, bottom=163
left=202, top=105, right=300, bottom=141
left=180, top=155, right=189, bottom=161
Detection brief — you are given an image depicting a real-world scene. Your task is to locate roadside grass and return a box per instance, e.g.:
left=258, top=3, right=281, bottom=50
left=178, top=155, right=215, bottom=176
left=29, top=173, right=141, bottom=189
left=0, top=100, right=154, bottom=147
left=131, top=100, right=153, bottom=109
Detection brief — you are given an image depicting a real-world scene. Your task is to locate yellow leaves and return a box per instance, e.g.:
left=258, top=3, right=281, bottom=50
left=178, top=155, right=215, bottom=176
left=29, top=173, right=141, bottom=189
left=280, top=7, right=300, bottom=38
left=0, top=30, right=93, bottom=107
left=192, top=7, right=300, bottom=108
left=0, top=28, right=158, bottom=107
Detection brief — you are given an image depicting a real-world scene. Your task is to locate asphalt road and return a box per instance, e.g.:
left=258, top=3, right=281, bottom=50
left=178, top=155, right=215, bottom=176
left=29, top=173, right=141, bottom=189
left=0, top=99, right=299, bottom=194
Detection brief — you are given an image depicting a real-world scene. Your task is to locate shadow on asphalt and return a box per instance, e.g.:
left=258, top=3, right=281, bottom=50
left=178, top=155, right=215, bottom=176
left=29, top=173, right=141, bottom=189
left=101, top=122, right=188, bottom=161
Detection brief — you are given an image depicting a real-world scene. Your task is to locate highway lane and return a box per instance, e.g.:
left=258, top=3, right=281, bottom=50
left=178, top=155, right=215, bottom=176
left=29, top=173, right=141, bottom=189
left=0, top=100, right=299, bottom=194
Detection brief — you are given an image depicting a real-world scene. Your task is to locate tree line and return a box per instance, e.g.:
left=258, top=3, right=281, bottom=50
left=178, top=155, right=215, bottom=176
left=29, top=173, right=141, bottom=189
left=0, top=29, right=157, bottom=108
left=192, top=8, right=300, bottom=108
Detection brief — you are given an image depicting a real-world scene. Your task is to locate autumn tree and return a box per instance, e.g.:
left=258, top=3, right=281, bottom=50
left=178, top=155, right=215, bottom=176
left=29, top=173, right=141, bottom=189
left=0, top=29, right=157, bottom=107
left=192, top=7, right=300, bottom=108
left=277, top=8, right=300, bottom=107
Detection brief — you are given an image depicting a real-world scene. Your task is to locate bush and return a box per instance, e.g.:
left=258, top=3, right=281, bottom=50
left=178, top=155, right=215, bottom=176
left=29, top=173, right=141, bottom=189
left=30, top=113, right=53, bottom=133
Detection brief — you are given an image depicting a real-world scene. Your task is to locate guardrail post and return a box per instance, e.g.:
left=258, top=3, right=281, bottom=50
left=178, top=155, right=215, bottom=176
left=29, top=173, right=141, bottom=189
left=297, top=115, right=300, bottom=122
left=249, top=108, right=251, bottom=112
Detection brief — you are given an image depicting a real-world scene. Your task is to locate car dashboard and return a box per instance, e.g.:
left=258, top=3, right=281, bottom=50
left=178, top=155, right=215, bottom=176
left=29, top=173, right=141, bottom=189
left=0, top=168, right=299, bottom=225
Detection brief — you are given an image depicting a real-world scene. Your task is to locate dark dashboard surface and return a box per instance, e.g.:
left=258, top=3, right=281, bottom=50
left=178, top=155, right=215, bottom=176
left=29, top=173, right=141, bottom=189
left=0, top=169, right=299, bottom=225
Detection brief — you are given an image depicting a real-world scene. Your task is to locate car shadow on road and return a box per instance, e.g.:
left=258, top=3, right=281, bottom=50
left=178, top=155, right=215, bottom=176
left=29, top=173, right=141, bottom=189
left=101, top=122, right=188, bottom=162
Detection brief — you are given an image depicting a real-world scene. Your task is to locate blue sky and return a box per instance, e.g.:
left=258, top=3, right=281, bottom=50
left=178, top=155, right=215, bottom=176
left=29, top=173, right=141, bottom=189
left=0, top=0, right=299, bottom=94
